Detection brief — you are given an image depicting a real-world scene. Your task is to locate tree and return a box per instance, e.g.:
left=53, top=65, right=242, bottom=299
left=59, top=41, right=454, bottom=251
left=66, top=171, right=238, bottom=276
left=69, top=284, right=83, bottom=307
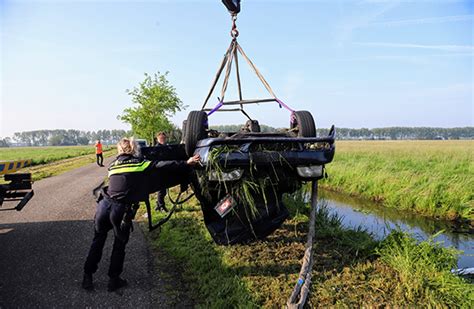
left=49, top=135, right=63, bottom=146
left=118, top=72, right=185, bottom=144
left=0, top=137, right=10, bottom=147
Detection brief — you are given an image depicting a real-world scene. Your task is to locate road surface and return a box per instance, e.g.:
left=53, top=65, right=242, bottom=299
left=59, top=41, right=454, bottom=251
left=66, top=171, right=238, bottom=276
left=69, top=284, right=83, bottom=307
left=0, top=159, right=191, bottom=308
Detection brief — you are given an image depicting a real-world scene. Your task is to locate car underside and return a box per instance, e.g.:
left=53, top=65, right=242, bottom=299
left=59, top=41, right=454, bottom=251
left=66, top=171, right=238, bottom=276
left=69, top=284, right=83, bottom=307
left=141, top=116, right=336, bottom=245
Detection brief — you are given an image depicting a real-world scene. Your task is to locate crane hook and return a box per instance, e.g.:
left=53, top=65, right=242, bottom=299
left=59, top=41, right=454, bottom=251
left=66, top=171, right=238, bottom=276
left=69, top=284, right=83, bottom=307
left=230, top=14, right=239, bottom=38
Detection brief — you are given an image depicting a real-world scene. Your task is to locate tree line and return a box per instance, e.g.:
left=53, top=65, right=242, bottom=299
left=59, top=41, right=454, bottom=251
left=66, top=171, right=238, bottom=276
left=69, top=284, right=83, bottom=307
left=210, top=125, right=474, bottom=140
left=1, top=126, right=472, bottom=148
left=0, top=129, right=131, bottom=147
left=320, top=126, right=474, bottom=140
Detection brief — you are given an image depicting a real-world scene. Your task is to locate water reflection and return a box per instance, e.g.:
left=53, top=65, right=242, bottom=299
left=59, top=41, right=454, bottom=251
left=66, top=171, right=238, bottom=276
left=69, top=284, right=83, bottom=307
left=318, top=189, right=473, bottom=269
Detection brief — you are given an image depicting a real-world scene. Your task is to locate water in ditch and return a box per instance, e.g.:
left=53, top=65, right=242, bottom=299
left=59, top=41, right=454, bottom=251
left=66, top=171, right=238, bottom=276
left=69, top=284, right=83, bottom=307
left=317, top=189, right=473, bottom=269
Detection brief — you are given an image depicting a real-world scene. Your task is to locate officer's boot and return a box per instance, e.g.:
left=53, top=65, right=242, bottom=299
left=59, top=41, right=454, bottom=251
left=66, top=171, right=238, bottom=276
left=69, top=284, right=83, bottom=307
left=108, top=277, right=128, bottom=292
left=82, top=273, right=94, bottom=291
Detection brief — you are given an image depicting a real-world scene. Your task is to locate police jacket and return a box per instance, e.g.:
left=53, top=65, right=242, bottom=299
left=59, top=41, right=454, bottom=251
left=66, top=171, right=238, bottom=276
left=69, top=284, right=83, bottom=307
left=107, top=154, right=187, bottom=204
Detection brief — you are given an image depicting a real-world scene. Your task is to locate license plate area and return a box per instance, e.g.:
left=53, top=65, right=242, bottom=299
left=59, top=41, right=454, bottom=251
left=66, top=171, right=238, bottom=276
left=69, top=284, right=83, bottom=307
left=214, top=194, right=236, bottom=218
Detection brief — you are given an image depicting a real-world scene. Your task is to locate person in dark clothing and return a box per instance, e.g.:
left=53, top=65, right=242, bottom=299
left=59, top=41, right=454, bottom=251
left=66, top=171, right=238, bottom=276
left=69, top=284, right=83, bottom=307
left=82, top=137, right=200, bottom=292
left=155, top=132, right=168, bottom=212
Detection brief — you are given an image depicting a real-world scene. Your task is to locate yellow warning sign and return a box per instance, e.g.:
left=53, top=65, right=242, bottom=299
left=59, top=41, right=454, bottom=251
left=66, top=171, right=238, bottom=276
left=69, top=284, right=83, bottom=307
left=0, top=160, right=32, bottom=176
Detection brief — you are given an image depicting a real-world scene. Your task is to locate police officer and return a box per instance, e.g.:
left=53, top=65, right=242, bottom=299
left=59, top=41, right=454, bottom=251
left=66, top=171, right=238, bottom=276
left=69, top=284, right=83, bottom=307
left=82, top=137, right=200, bottom=291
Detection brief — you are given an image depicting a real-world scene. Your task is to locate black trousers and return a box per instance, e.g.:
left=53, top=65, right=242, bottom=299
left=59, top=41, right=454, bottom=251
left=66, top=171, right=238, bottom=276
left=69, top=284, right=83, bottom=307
left=156, top=188, right=167, bottom=207
left=84, top=197, right=132, bottom=278
left=96, top=153, right=103, bottom=166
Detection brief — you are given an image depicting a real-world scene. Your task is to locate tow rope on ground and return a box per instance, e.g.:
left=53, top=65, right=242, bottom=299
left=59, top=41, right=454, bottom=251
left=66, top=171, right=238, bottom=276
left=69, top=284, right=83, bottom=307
left=287, top=181, right=318, bottom=308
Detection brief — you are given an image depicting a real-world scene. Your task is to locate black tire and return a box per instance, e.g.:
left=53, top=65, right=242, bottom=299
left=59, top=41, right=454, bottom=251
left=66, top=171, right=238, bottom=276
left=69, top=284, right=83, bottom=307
left=247, top=120, right=261, bottom=133
left=185, top=111, right=208, bottom=156
left=291, top=111, right=316, bottom=137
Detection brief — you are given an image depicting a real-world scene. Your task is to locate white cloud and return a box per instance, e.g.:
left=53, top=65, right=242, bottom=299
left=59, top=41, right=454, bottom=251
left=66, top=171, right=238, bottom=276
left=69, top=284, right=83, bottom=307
left=370, top=14, right=474, bottom=27
left=355, top=42, right=474, bottom=52
left=335, top=1, right=400, bottom=47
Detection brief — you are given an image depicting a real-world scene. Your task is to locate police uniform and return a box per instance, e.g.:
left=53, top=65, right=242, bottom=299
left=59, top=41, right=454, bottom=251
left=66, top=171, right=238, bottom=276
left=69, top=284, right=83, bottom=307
left=83, top=153, right=191, bottom=286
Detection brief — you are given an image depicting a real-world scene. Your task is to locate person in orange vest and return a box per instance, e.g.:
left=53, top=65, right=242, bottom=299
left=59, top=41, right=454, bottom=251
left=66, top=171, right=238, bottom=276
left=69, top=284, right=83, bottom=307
left=95, top=140, right=104, bottom=167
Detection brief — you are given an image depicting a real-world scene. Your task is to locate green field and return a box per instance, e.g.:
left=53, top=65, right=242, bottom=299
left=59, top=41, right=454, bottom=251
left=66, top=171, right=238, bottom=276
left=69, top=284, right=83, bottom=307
left=144, top=190, right=472, bottom=307
left=0, top=145, right=115, bottom=181
left=322, top=140, right=474, bottom=222
left=0, top=145, right=113, bottom=166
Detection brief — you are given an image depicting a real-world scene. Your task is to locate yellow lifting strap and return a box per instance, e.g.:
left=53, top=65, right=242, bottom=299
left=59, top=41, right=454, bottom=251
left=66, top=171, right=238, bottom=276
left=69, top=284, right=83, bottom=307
left=0, top=159, right=32, bottom=176
left=108, top=160, right=151, bottom=177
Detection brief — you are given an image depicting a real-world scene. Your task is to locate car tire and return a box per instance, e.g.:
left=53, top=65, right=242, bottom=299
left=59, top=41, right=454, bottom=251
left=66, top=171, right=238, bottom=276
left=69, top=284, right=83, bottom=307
left=291, top=111, right=316, bottom=137
left=247, top=120, right=261, bottom=132
left=185, top=111, right=208, bottom=156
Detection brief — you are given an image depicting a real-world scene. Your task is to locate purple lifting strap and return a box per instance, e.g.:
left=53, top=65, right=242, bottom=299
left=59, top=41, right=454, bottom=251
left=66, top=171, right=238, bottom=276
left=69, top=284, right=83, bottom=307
left=275, top=98, right=295, bottom=113
left=275, top=98, right=297, bottom=125
left=207, top=100, right=224, bottom=116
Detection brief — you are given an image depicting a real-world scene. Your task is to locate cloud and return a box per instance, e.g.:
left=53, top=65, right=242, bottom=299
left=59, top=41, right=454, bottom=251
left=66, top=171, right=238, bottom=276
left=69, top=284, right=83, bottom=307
left=354, top=42, right=474, bottom=52
left=335, top=1, right=400, bottom=47
left=370, top=14, right=474, bottom=27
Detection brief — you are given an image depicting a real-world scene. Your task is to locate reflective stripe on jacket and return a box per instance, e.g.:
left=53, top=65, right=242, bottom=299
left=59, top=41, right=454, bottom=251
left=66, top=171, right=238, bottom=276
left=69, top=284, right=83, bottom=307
left=108, top=160, right=151, bottom=177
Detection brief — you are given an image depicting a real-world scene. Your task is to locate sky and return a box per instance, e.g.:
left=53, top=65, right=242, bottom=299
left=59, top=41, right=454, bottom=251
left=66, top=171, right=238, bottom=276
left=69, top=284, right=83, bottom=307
left=1, top=0, right=473, bottom=137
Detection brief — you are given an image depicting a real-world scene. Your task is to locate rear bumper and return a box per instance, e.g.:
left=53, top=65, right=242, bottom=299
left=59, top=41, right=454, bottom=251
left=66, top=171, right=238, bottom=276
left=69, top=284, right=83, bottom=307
left=195, top=125, right=336, bottom=169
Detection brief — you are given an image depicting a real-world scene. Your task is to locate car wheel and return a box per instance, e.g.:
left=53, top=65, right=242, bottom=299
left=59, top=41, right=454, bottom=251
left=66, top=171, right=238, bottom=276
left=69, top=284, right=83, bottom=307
left=185, top=111, right=208, bottom=156
left=247, top=120, right=261, bottom=132
left=291, top=111, right=316, bottom=137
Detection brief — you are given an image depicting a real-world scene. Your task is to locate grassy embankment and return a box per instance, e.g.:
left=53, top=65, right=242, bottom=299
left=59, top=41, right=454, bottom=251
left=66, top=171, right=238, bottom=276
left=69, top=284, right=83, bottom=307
left=322, top=140, right=473, bottom=222
left=144, top=189, right=473, bottom=307
left=0, top=146, right=114, bottom=181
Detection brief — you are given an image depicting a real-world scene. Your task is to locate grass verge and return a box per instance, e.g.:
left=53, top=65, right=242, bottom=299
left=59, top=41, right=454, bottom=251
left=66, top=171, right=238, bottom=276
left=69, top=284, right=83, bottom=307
left=143, top=188, right=472, bottom=307
left=322, top=140, right=474, bottom=222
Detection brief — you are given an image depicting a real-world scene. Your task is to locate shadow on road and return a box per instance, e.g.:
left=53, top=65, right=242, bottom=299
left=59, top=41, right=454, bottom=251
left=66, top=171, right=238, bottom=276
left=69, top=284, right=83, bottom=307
left=0, top=220, right=163, bottom=308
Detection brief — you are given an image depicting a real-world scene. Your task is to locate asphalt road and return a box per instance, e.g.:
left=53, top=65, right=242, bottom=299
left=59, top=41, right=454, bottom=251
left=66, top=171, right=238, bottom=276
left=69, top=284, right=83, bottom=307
left=0, top=159, right=182, bottom=308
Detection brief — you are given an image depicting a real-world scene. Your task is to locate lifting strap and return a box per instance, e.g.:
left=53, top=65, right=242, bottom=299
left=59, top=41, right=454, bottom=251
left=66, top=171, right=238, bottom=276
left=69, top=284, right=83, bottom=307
left=201, top=14, right=295, bottom=120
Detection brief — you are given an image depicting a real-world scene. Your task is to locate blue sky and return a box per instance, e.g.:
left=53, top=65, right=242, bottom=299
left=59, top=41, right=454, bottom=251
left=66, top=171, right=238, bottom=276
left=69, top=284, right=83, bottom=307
left=1, top=0, right=473, bottom=137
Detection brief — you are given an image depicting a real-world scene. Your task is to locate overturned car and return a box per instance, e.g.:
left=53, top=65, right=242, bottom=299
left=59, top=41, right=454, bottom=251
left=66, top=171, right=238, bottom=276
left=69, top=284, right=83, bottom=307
left=142, top=113, right=335, bottom=245
left=185, top=112, right=335, bottom=245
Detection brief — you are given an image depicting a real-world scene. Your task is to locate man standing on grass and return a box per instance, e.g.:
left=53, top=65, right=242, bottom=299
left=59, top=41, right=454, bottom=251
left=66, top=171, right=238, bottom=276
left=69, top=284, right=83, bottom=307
left=95, top=140, right=104, bottom=167
left=154, top=132, right=168, bottom=211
